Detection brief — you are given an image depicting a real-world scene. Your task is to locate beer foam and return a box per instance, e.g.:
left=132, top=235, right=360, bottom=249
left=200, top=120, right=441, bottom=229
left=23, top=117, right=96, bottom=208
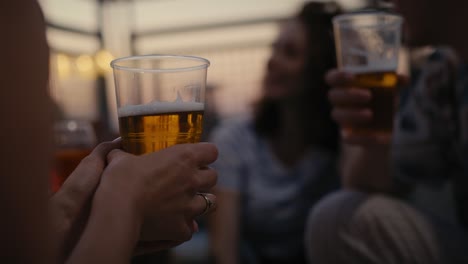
left=118, top=102, right=204, bottom=117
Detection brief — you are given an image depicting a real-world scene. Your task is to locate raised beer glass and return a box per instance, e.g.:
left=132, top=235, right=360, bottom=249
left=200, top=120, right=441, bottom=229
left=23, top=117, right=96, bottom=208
left=333, top=12, right=403, bottom=135
left=111, top=55, right=210, bottom=156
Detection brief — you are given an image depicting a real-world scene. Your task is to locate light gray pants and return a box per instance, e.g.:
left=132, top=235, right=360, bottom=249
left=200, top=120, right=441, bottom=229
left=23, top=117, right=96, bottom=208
left=305, top=190, right=468, bottom=264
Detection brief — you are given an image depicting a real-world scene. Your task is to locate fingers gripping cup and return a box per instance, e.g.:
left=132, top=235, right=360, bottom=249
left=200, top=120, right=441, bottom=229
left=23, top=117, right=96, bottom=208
left=333, top=13, right=403, bottom=135
left=111, top=55, right=210, bottom=155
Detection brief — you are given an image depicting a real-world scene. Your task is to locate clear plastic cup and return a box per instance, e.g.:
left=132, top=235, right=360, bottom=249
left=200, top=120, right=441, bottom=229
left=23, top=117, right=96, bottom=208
left=111, top=55, right=210, bottom=155
left=333, top=13, right=403, bottom=135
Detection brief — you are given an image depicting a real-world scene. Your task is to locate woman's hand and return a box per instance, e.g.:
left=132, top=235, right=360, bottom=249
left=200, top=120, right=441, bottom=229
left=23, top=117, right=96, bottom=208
left=97, top=142, right=218, bottom=243
left=50, top=139, right=122, bottom=262
left=325, top=69, right=405, bottom=192
left=325, top=69, right=408, bottom=146
left=65, top=143, right=218, bottom=263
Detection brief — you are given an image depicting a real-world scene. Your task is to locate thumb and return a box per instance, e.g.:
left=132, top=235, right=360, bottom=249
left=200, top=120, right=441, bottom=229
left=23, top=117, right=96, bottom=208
left=59, top=138, right=122, bottom=195
left=106, top=147, right=134, bottom=165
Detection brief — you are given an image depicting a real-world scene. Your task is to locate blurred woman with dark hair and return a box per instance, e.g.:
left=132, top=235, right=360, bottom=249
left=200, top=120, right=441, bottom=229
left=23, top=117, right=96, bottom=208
left=209, top=2, right=342, bottom=264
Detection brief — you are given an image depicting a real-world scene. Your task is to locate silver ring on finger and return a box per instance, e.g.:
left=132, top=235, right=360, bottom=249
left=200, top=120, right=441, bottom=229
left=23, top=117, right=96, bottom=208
left=196, top=192, right=214, bottom=216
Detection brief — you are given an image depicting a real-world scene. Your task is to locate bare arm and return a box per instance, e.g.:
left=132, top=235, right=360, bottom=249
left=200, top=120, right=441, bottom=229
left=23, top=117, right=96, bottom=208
left=340, top=144, right=393, bottom=193
left=326, top=70, right=395, bottom=193
left=210, top=188, right=241, bottom=264
left=65, top=185, right=141, bottom=264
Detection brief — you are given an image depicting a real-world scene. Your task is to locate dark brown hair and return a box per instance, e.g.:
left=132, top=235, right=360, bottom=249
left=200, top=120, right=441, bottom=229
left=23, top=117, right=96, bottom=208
left=253, top=1, right=341, bottom=153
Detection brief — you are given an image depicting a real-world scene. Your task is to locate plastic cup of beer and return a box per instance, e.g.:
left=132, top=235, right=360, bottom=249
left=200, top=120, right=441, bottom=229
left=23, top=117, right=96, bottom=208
left=333, top=12, right=403, bottom=135
left=111, top=55, right=210, bottom=156
left=111, top=55, right=209, bottom=240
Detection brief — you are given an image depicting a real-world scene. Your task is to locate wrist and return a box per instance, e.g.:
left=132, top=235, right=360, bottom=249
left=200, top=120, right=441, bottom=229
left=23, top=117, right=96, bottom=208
left=66, top=185, right=142, bottom=263
left=91, top=183, right=142, bottom=247
left=93, top=181, right=143, bottom=232
left=341, top=144, right=393, bottom=193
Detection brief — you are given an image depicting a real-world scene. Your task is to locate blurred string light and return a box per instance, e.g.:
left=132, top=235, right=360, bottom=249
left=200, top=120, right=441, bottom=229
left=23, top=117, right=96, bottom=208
left=56, top=53, right=71, bottom=79
left=55, top=49, right=114, bottom=80
left=94, top=49, right=114, bottom=75
left=76, top=54, right=95, bottom=78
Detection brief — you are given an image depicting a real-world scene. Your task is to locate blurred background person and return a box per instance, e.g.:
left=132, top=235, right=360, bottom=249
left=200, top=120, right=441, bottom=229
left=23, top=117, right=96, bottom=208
left=306, top=0, right=468, bottom=263
left=209, top=2, right=342, bottom=264
left=201, top=84, right=221, bottom=142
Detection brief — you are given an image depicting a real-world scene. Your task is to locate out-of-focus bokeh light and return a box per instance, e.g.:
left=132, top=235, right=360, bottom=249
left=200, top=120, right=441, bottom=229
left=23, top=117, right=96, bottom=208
left=56, top=53, right=71, bottom=80
left=75, top=55, right=95, bottom=78
left=94, top=49, right=114, bottom=74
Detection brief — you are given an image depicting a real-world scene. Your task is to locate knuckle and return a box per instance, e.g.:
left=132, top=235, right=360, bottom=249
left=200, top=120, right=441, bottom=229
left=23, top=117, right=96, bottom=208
left=107, top=149, right=123, bottom=162
left=207, top=169, right=218, bottom=187
left=91, top=141, right=113, bottom=157
left=189, top=174, right=202, bottom=189
left=79, top=155, right=104, bottom=174
left=96, top=141, right=112, bottom=150
left=80, top=154, right=99, bottom=167
left=62, top=180, right=87, bottom=201
left=108, top=148, right=121, bottom=156
left=180, top=146, right=197, bottom=165
left=208, top=194, right=217, bottom=205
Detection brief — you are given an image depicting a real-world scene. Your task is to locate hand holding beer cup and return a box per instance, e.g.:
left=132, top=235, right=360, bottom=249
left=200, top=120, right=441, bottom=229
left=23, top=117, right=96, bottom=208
left=330, top=12, right=403, bottom=144
left=326, top=70, right=408, bottom=145
left=96, top=143, right=218, bottom=245
left=110, top=55, right=216, bottom=242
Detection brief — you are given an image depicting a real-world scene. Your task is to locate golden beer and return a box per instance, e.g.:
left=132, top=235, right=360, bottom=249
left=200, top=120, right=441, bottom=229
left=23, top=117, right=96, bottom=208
left=348, top=70, right=398, bottom=135
left=118, top=102, right=204, bottom=155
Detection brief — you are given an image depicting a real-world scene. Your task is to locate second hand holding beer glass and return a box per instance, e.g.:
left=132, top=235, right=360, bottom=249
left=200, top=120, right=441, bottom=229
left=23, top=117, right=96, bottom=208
left=333, top=12, right=403, bottom=136
left=111, top=55, right=210, bottom=155
left=111, top=55, right=210, bottom=241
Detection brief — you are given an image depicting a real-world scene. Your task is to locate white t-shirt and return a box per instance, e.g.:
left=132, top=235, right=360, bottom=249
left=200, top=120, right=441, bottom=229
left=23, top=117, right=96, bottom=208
left=210, top=116, right=339, bottom=259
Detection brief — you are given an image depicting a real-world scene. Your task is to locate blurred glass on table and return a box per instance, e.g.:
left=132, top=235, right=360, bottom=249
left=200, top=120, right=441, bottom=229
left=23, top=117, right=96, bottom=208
left=333, top=12, right=403, bottom=135
left=51, top=120, right=97, bottom=192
